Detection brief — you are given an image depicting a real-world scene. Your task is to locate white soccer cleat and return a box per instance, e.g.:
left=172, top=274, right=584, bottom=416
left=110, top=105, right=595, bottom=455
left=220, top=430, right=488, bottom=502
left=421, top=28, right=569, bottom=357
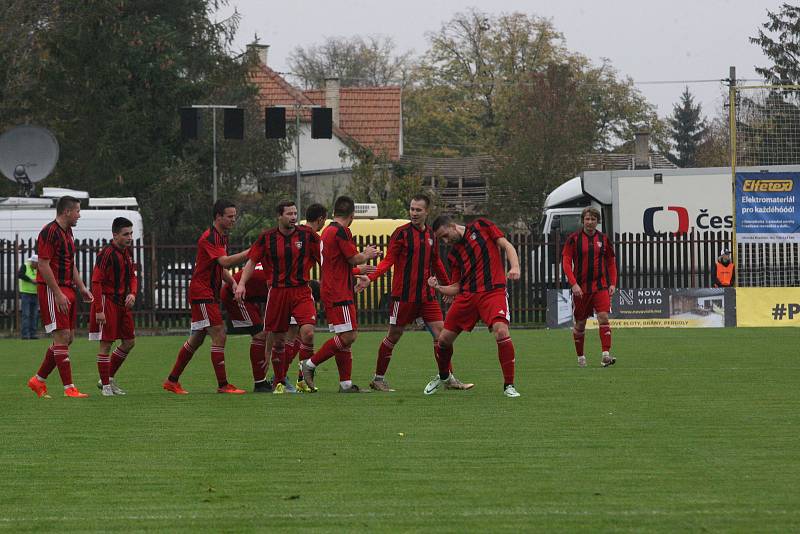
left=577, top=355, right=586, bottom=368
left=601, top=352, right=616, bottom=368
left=503, top=385, right=521, bottom=398
left=109, top=378, right=127, bottom=395
left=101, top=384, right=115, bottom=397
left=423, top=376, right=444, bottom=395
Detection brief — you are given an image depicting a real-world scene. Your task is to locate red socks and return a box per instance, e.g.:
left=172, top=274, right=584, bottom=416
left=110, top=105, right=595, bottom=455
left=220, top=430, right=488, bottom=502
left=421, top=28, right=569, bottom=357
left=310, top=335, right=343, bottom=366
left=272, top=343, right=286, bottom=383
left=335, top=347, right=352, bottom=381
left=250, top=339, right=267, bottom=382
left=436, top=343, right=454, bottom=377
left=36, top=346, right=56, bottom=380
left=97, top=353, right=111, bottom=385
left=210, top=345, right=228, bottom=387
left=375, top=337, right=395, bottom=376
left=110, top=347, right=128, bottom=377
left=52, top=344, right=73, bottom=387
left=573, top=328, right=585, bottom=356
left=599, top=324, right=612, bottom=352
left=497, top=336, right=515, bottom=385
left=169, top=342, right=195, bottom=381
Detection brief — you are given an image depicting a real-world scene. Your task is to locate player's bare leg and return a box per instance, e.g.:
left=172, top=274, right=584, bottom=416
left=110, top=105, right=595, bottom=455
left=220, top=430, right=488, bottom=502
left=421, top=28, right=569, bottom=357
left=573, top=319, right=587, bottom=368
left=596, top=312, right=615, bottom=367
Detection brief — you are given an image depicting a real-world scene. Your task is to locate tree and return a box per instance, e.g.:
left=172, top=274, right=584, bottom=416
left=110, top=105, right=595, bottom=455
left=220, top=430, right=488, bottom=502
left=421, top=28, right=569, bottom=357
left=0, top=0, right=289, bottom=242
left=666, top=87, right=707, bottom=167
left=488, top=64, right=596, bottom=229
left=751, top=3, right=800, bottom=84
left=288, top=36, right=412, bottom=89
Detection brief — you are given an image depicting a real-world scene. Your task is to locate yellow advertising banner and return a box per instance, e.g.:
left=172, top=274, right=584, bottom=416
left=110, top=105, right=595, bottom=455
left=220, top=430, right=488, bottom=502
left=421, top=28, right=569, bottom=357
left=736, top=288, right=800, bottom=327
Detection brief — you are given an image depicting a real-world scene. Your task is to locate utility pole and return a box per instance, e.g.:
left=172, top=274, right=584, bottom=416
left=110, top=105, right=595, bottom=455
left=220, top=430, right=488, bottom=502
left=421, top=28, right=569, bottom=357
left=190, top=104, right=238, bottom=203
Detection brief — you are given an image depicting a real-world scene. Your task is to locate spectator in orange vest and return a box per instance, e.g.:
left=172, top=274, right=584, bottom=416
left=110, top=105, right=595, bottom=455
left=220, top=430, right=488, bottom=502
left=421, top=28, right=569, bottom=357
left=712, top=249, right=734, bottom=287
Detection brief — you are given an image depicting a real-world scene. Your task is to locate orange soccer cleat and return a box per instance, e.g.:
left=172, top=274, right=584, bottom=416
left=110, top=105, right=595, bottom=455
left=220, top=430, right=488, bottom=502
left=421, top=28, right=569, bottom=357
left=163, top=380, right=189, bottom=395
left=217, top=383, right=246, bottom=394
left=64, top=387, right=89, bottom=398
left=27, top=376, right=50, bottom=398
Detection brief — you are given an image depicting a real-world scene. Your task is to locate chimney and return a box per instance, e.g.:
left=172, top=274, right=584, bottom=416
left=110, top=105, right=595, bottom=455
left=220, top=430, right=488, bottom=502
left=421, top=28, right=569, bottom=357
left=325, top=77, right=340, bottom=127
left=246, top=43, right=269, bottom=66
left=634, top=130, right=650, bottom=169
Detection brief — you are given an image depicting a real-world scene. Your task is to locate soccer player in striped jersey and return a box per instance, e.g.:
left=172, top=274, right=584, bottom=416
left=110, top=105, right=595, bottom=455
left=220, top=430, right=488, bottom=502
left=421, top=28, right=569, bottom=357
left=561, top=207, right=618, bottom=368
left=220, top=263, right=271, bottom=392
left=235, top=200, right=322, bottom=394
left=426, top=215, right=522, bottom=398
left=88, top=217, right=138, bottom=396
left=355, top=194, right=474, bottom=392
left=27, top=196, right=95, bottom=398
left=163, top=200, right=250, bottom=395
left=300, top=196, right=379, bottom=393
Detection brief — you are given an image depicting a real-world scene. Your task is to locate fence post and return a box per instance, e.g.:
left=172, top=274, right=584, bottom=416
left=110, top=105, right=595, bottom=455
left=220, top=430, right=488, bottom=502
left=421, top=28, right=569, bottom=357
left=13, top=235, right=20, bottom=336
left=150, top=233, right=157, bottom=328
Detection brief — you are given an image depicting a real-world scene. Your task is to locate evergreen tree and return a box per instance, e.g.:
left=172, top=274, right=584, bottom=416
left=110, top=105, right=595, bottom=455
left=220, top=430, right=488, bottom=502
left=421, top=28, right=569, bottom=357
left=666, top=87, right=706, bottom=167
left=750, top=3, right=800, bottom=84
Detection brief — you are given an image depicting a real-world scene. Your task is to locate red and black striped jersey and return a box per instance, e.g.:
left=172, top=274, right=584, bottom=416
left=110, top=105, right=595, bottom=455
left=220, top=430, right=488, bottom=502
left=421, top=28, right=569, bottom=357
left=247, top=225, right=320, bottom=288
left=222, top=264, right=270, bottom=303
left=36, top=220, right=76, bottom=287
left=368, top=223, right=450, bottom=302
left=189, top=226, right=228, bottom=301
left=447, top=218, right=507, bottom=294
left=320, top=221, right=359, bottom=305
left=91, top=243, right=138, bottom=310
left=561, top=230, right=618, bottom=293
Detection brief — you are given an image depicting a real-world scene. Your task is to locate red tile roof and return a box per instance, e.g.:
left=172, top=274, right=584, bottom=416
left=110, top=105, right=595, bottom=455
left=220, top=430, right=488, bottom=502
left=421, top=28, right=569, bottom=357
left=248, top=64, right=401, bottom=160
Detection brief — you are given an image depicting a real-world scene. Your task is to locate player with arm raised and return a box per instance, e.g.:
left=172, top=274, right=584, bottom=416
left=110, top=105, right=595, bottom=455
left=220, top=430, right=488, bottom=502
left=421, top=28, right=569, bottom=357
left=27, top=196, right=94, bottom=398
left=235, top=200, right=321, bottom=395
left=561, top=206, right=618, bottom=368
left=88, top=217, right=138, bottom=396
left=299, top=196, right=379, bottom=393
left=356, top=194, right=473, bottom=392
left=163, top=200, right=250, bottom=395
left=425, top=215, right=521, bottom=398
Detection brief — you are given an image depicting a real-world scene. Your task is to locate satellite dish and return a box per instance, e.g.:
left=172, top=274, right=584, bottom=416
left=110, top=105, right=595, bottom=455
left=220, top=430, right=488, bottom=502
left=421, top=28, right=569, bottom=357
left=0, top=125, right=60, bottom=197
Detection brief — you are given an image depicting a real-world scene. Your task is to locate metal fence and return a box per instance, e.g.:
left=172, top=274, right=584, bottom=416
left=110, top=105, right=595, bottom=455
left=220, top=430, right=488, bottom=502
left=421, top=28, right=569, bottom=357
left=0, top=231, right=737, bottom=333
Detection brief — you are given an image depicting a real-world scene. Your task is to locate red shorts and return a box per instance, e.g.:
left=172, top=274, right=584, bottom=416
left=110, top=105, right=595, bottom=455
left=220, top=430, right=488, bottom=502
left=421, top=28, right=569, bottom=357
left=572, top=290, right=611, bottom=321
left=325, top=302, right=358, bottom=333
left=89, top=296, right=135, bottom=341
left=264, top=286, right=316, bottom=332
left=443, top=288, right=510, bottom=333
left=389, top=298, right=443, bottom=327
left=191, top=301, right=224, bottom=331
left=221, top=292, right=263, bottom=328
left=38, top=284, right=77, bottom=333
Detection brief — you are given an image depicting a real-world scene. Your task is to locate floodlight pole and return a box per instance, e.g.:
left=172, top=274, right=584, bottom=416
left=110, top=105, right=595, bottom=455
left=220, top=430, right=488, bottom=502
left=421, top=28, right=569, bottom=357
left=288, top=103, right=323, bottom=216
left=191, top=104, right=237, bottom=203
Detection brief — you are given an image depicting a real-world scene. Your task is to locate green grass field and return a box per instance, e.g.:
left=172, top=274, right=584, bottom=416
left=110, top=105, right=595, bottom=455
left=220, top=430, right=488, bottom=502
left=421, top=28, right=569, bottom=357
left=1, top=327, right=799, bottom=532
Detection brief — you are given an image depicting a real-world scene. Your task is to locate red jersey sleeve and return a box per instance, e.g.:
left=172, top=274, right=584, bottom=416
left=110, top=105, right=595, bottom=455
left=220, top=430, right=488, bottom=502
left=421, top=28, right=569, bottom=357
left=91, top=249, right=110, bottom=312
left=338, top=231, right=359, bottom=259
left=368, top=228, right=402, bottom=281
left=37, top=226, right=57, bottom=261
left=430, top=236, right=451, bottom=285
left=447, top=250, right=462, bottom=285
left=604, top=234, right=618, bottom=286
left=247, top=233, right=271, bottom=269
left=477, top=218, right=505, bottom=242
left=561, top=234, right=578, bottom=287
left=201, top=236, right=227, bottom=262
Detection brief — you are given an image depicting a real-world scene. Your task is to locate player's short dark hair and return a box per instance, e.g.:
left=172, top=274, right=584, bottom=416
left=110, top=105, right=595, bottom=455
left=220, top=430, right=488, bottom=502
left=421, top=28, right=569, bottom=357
left=213, top=199, right=236, bottom=219
left=276, top=200, right=296, bottom=216
left=411, top=193, right=431, bottom=208
left=305, top=203, right=327, bottom=222
left=432, top=214, right=454, bottom=232
left=112, top=217, right=133, bottom=234
left=333, top=195, right=355, bottom=217
left=56, top=196, right=80, bottom=215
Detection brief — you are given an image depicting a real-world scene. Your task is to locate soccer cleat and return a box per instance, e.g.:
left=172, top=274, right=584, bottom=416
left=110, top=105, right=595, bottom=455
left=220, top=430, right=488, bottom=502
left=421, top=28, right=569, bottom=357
left=503, top=384, right=521, bottom=398
left=369, top=379, right=395, bottom=392
left=99, top=378, right=127, bottom=395
left=578, top=355, right=587, bottom=368
left=295, top=379, right=315, bottom=393
left=64, top=387, right=89, bottom=398
left=27, top=376, right=50, bottom=398
left=272, top=382, right=286, bottom=395
left=300, top=360, right=316, bottom=391
left=338, top=383, right=365, bottom=393
left=217, top=383, right=246, bottom=394
left=101, top=384, right=115, bottom=397
left=423, top=376, right=444, bottom=395
left=253, top=381, right=272, bottom=393
left=444, top=375, right=474, bottom=390
left=163, top=380, right=188, bottom=395
left=601, top=353, right=616, bottom=367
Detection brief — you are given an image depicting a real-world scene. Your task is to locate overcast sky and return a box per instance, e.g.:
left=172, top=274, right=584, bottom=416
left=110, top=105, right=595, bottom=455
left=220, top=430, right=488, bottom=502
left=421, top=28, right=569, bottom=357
left=219, top=0, right=784, bottom=119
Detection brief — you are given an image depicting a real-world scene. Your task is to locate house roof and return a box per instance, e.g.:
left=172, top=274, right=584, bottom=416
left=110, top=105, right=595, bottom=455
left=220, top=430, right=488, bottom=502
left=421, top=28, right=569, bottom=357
left=248, top=63, right=402, bottom=160
left=582, top=153, right=677, bottom=171
left=399, top=155, right=495, bottom=183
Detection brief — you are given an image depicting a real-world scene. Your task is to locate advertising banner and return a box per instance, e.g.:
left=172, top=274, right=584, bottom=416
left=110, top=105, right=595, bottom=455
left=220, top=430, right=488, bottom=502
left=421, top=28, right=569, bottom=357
left=547, top=288, right=736, bottom=328
left=736, top=171, right=800, bottom=243
left=736, top=287, right=800, bottom=327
